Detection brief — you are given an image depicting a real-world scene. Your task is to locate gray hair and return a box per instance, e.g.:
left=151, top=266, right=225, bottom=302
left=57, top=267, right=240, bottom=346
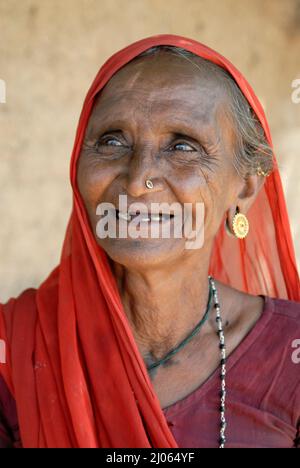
left=131, top=45, right=274, bottom=179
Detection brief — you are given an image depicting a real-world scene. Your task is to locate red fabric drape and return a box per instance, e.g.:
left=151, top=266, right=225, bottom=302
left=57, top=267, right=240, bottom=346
left=0, top=34, right=299, bottom=448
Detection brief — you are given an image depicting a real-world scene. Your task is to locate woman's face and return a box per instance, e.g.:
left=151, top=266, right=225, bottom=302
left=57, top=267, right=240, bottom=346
left=77, top=52, right=243, bottom=269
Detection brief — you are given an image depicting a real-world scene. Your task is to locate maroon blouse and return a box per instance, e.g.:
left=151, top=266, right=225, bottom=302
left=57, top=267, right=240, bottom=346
left=0, top=295, right=299, bottom=448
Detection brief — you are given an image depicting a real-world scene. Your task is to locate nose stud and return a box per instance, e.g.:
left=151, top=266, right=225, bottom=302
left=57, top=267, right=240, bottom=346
left=145, top=179, right=154, bottom=189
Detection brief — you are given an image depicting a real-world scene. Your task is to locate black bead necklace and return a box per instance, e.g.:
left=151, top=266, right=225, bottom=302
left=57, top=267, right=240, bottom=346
left=146, top=276, right=227, bottom=448
left=146, top=282, right=213, bottom=372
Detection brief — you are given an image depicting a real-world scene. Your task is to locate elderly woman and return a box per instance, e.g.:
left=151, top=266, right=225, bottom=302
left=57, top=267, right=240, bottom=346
left=0, top=34, right=299, bottom=449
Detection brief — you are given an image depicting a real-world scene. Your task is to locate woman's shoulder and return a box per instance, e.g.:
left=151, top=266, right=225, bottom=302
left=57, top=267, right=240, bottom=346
left=256, top=296, right=300, bottom=352
left=266, top=295, right=300, bottom=320
left=264, top=296, right=300, bottom=368
left=0, top=265, right=60, bottom=324
left=0, top=288, right=38, bottom=338
left=0, top=374, right=20, bottom=448
left=0, top=288, right=39, bottom=396
left=1, top=287, right=37, bottom=309
left=258, top=296, right=300, bottom=422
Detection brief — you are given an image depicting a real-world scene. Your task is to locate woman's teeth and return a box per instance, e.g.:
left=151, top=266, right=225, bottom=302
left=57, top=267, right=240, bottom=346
left=117, top=211, right=132, bottom=221
left=116, top=210, right=173, bottom=222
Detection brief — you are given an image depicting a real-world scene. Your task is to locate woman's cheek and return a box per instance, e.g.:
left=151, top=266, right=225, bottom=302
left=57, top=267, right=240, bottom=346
left=77, top=158, right=104, bottom=201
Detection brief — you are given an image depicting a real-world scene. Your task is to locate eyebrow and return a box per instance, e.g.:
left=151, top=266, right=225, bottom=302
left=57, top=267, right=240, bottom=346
left=88, top=114, right=217, bottom=142
left=92, top=99, right=214, bottom=122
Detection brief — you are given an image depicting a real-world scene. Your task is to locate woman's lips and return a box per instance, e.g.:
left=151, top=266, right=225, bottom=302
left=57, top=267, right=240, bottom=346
left=96, top=208, right=184, bottom=242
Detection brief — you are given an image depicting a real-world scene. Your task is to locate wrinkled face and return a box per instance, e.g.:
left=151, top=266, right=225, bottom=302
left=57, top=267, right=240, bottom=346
left=77, top=52, right=242, bottom=269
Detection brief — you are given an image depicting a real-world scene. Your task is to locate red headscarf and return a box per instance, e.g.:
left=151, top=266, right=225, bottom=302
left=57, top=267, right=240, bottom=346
left=0, top=34, right=299, bottom=448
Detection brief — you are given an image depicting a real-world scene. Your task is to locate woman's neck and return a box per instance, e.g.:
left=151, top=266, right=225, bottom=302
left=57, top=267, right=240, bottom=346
left=110, top=257, right=213, bottom=365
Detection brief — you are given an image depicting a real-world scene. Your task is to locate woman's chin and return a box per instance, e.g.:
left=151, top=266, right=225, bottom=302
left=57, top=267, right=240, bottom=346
left=98, top=236, right=184, bottom=269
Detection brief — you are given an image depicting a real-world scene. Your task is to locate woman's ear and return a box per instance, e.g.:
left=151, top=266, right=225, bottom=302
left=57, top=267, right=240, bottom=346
left=235, top=174, right=266, bottom=213
left=225, top=174, right=266, bottom=236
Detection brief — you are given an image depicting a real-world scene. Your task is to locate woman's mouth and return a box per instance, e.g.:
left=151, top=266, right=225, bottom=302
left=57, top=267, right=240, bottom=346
left=116, top=209, right=175, bottom=223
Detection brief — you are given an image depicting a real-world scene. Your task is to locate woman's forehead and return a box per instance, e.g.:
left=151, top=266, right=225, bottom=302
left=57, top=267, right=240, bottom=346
left=98, top=53, right=227, bottom=102
left=89, top=94, right=223, bottom=138
left=90, top=58, right=229, bottom=130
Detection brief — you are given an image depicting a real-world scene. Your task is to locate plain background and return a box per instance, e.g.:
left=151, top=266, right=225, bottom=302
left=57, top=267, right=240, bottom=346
left=0, top=0, right=299, bottom=302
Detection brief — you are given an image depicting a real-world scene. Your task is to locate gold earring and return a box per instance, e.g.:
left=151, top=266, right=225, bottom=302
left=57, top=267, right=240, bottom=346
left=257, top=166, right=270, bottom=177
left=232, top=208, right=249, bottom=239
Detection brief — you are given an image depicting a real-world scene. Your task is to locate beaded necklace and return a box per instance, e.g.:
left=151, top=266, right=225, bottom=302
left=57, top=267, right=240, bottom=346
left=146, top=276, right=227, bottom=448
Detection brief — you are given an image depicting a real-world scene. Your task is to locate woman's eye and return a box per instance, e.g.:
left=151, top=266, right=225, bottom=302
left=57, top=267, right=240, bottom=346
left=97, top=137, right=123, bottom=147
left=92, top=136, right=197, bottom=153
left=173, top=142, right=195, bottom=152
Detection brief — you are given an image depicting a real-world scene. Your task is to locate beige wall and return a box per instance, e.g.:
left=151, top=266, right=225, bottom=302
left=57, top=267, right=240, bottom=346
left=0, top=0, right=299, bottom=303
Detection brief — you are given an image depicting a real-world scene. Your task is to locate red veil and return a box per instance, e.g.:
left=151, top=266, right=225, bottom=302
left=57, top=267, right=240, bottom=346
left=0, top=34, right=299, bottom=448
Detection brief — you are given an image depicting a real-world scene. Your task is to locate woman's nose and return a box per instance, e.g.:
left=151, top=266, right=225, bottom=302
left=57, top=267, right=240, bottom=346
left=124, top=151, right=164, bottom=198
